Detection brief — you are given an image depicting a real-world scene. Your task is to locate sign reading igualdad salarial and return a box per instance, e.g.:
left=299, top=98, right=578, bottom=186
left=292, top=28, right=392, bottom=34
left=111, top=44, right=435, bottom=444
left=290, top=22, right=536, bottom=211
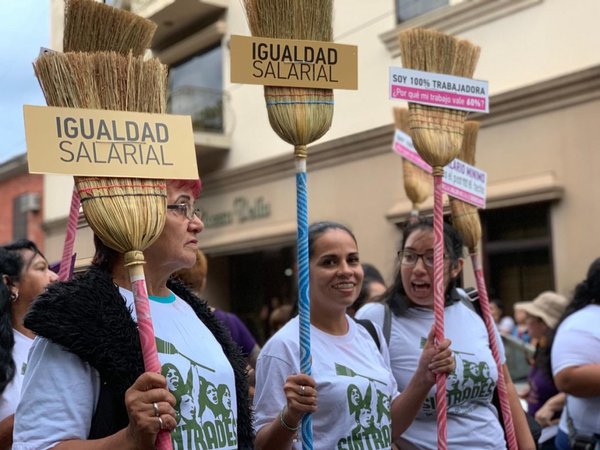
left=24, top=105, right=198, bottom=179
left=230, top=35, right=358, bottom=90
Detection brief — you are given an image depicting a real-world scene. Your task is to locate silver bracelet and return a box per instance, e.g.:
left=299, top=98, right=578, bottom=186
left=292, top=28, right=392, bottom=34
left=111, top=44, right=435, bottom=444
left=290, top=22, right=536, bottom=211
left=279, top=405, right=300, bottom=432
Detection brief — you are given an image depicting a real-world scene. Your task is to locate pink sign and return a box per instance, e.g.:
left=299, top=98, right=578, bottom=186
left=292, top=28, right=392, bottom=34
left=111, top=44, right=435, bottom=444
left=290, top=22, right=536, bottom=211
left=392, top=129, right=487, bottom=208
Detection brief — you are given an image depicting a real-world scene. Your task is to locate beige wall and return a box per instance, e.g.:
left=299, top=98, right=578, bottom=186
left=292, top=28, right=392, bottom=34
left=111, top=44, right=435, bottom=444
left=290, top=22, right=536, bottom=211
left=223, top=0, right=600, bottom=169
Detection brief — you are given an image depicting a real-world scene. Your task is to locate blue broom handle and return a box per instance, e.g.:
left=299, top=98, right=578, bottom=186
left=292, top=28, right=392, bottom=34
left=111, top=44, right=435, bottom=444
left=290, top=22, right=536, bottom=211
left=295, top=157, right=313, bottom=450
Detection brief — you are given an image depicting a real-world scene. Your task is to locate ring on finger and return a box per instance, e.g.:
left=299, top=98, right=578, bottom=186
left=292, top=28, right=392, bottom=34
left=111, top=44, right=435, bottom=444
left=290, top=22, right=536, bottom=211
left=158, top=416, right=165, bottom=430
left=300, top=385, right=306, bottom=396
left=152, top=402, right=160, bottom=417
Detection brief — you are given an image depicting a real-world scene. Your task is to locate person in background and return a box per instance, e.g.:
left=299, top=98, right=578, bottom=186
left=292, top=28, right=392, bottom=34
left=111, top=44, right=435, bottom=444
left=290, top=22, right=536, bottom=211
left=0, top=241, right=58, bottom=449
left=347, top=263, right=387, bottom=317
left=260, top=296, right=283, bottom=342
left=551, top=258, right=600, bottom=450
left=356, top=218, right=535, bottom=450
left=253, top=221, right=455, bottom=450
left=513, top=306, right=532, bottom=344
left=490, top=298, right=516, bottom=337
left=268, top=304, right=293, bottom=337
left=13, top=179, right=254, bottom=450
left=514, top=291, right=569, bottom=449
left=174, top=249, right=261, bottom=369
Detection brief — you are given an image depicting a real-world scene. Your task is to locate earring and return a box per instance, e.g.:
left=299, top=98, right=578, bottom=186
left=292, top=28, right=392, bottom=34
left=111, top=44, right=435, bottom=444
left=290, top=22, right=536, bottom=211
left=10, top=291, right=18, bottom=303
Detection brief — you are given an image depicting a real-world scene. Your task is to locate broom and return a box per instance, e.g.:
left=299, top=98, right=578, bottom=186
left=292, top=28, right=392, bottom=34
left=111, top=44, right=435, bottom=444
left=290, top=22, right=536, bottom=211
left=450, top=122, right=518, bottom=450
left=57, top=0, right=157, bottom=282
left=242, top=0, right=334, bottom=447
left=393, top=107, right=432, bottom=220
left=34, top=51, right=173, bottom=450
left=399, top=28, right=480, bottom=450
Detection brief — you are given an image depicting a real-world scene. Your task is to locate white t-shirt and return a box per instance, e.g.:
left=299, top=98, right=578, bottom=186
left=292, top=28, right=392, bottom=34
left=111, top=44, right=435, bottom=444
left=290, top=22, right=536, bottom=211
left=0, top=330, right=33, bottom=421
left=13, top=288, right=238, bottom=450
left=356, top=301, right=507, bottom=450
left=551, top=304, right=600, bottom=436
left=253, top=316, right=399, bottom=450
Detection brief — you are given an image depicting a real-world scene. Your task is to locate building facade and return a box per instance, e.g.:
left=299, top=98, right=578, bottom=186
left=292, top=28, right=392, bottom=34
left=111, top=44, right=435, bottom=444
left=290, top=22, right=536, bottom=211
left=0, top=154, right=45, bottom=249
left=45, top=0, right=600, bottom=342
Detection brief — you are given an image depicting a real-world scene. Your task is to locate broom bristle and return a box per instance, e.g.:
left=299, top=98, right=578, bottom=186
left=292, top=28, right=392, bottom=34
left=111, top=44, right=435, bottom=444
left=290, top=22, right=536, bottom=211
left=460, top=121, right=480, bottom=166
left=64, top=0, right=157, bottom=55
left=450, top=121, right=482, bottom=252
left=399, top=28, right=480, bottom=171
left=450, top=200, right=481, bottom=253
left=242, top=0, right=334, bottom=150
left=394, top=107, right=432, bottom=208
left=34, top=51, right=168, bottom=253
left=243, top=0, right=332, bottom=41
left=34, top=52, right=167, bottom=112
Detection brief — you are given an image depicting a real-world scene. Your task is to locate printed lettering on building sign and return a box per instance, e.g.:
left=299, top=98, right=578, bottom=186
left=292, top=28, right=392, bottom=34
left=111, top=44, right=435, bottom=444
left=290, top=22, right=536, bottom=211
left=230, top=35, right=358, bottom=90
left=23, top=105, right=198, bottom=179
left=389, top=67, right=489, bottom=113
left=393, top=129, right=487, bottom=208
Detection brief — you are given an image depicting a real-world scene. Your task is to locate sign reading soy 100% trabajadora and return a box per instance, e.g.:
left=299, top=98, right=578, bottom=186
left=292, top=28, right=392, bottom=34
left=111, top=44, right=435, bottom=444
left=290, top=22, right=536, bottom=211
left=389, top=67, right=489, bottom=113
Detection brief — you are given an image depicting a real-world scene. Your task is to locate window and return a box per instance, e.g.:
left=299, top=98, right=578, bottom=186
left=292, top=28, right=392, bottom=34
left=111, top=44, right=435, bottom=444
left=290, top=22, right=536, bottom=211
left=480, top=202, right=554, bottom=312
left=396, top=0, right=449, bottom=23
left=168, top=44, right=224, bottom=133
left=12, top=194, right=28, bottom=241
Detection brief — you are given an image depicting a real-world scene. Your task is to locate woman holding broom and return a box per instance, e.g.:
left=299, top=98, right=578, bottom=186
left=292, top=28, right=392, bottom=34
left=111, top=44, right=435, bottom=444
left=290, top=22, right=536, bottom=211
left=12, top=179, right=254, bottom=450
left=253, top=221, right=456, bottom=450
left=356, top=217, right=535, bottom=450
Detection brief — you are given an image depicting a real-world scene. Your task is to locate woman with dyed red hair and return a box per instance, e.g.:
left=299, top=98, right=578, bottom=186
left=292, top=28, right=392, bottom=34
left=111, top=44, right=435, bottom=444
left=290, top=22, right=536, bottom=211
left=13, top=179, right=254, bottom=450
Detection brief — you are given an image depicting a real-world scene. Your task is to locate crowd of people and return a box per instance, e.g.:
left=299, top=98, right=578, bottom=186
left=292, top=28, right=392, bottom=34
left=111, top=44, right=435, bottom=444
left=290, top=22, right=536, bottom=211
left=1, top=183, right=599, bottom=449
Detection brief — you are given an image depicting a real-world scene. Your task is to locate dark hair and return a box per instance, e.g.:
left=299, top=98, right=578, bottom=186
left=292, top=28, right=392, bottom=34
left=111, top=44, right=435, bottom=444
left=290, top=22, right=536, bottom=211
left=0, top=239, right=43, bottom=394
left=383, top=217, right=464, bottom=316
left=490, top=298, right=505, bottom=313
left=363, top=263, right=385, bottom=285
left=308, top=221, right=357, bottom=260
left=91, top=234, right=120, bottom=272
left=533, top=328, right=555, bottom=380
left=555, top=257, right=600, bottom=330
left=349, top=263, right=386, bottom=315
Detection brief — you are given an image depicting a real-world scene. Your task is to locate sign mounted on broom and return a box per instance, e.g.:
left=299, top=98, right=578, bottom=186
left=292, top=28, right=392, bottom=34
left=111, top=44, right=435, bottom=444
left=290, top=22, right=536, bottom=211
left=392, top=129, right=487, bottom=208
left=231, top=35, right=358, bottom=90
left=24, top=105, right=198, bottom=179
left=389, top=67, right=489, bottom=113
left=236, top=1, right=357, bottom=448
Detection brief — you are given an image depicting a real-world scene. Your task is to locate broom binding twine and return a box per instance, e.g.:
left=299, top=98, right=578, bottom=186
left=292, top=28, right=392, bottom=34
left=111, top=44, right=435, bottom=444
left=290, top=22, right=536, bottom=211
left=294, top=145, right=308, bottom=159
left=124, top=250, right=146, bottom=268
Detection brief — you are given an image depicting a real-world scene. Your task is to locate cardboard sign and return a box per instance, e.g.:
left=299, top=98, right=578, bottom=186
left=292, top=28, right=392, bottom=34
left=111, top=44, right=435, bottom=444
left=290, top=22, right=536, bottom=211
left=393, top=129, right=487, bottom=208
left=24, top=105, right=198, bottom=179
left=389, top=67, right=489, bottom=113
left=230, top=35, right=358, bottom=90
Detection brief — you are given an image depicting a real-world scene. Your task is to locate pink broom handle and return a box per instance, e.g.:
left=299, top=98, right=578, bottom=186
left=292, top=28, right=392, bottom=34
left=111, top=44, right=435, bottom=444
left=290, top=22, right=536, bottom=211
left=471, top=255, right=518, bottom=450
left=126, top=254, right=173, bottom=450
left=432, top=174, right=448, bottom=450
left=58, top=187, right=80, bottom=281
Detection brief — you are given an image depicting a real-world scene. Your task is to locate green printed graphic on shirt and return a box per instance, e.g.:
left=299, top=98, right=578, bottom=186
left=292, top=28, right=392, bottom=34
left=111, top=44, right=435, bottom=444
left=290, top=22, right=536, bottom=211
left=421, top=347, right=496, bottom=416
left=156, top=337, right=237, bottom=450
left=334, top=363, right=392, bottom=449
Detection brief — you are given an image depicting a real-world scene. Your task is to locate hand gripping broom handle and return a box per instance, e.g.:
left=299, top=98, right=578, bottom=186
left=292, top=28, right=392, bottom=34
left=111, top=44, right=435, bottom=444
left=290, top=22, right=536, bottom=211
left=125, top=252, right=173, bottom=450
left=432, top=173, right=448, bottom=450
left=471, top=255, right=518, bottom=450
left=58, top=187, right=80, bottom=281
left=295, top=151, right=314, bottom=450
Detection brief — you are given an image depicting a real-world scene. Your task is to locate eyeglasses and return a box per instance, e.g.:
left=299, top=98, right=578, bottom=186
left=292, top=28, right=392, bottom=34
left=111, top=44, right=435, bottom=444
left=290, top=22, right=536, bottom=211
left=167, top=203, right=202, bottom=221
left=397, top=249, right=438, bottom=268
